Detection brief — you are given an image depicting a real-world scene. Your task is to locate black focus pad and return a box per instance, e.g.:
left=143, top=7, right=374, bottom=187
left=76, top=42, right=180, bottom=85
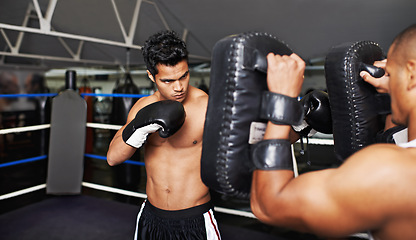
left=325, top=41, right=390, bottom=162
left=201, top=32, right=292, bottom=199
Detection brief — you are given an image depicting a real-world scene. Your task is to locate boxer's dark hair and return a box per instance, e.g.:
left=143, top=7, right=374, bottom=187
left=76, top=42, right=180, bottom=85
left=142, top=30, right=188, bottom=78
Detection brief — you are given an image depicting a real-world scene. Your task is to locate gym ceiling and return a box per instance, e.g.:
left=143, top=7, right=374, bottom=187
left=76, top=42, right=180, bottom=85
left=0, top=0, right=415, bottom=72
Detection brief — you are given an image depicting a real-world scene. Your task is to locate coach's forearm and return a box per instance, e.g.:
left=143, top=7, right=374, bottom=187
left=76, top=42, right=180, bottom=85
left=251, top=168, right=294, bottom=224
left=263, top=123, right=291, bottom=140
left=251, top=122, right=295, bottom=222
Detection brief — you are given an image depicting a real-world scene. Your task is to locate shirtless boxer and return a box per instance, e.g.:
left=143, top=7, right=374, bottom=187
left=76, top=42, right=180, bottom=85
left=107, top=30, right=220, bottom=240
left=250, top=24, right=416, bottom=240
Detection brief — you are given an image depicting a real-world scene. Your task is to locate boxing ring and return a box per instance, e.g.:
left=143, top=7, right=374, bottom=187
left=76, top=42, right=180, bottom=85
left=0, top=30, right=394, bottom=239
left=0, top=91, right=346, bottom=240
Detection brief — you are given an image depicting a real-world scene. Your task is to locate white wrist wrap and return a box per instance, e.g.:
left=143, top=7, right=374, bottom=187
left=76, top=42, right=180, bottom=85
left=125, top=123, right=162, bottom=148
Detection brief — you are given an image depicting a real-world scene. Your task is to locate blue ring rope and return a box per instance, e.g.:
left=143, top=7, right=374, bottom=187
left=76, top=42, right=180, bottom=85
left=0, top=154, right=145, bottom=168
left=84, top=153, right=145, bottom=166
left=0, top=92, right=148, bottom=168
left=0, top=155, right=47, bottom=168
left=0, top=93, right=57, bottom=98
left=80, top=93, right=149, bottom=98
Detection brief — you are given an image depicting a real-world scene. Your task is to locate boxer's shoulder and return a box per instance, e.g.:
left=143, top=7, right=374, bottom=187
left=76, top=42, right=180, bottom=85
left=184, top=86, right=208, bottom=109
left=131, top=94, right=158, bottom=111
left=126, top=96, right=156, bottom=122
left=189, top=85, right=208, bottom=99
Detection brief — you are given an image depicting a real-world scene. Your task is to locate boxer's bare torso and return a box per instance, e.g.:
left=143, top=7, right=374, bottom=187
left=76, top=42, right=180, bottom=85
left=107, top=59, right=210, bottom=211
left=142, top=88, right=210, bottom=210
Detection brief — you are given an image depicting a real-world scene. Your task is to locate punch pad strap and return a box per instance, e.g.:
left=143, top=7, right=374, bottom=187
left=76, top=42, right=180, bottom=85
left=260, top=91, right=304, bottom=125
left=252, top=139, right=293, bottom=170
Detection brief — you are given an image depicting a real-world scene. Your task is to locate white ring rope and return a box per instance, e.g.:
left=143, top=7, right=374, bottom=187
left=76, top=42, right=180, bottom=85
left=0, top=123, right=334, bottom=145
left=214, top=206, right=256, bottom=219
left=1, top=123, right=334, bottom=148
left=0, top=124, right=50, bottom=135
left=86, top=122, right=122, bottom=130
left=292, top=144, right=299, bottom=178
left=296, top=138, right=334, bottom=145
left=81, top=182, right=147, bottom=199
left=0, top=184, right=46, bottom=200
left=0, top=122, right=122, bottom=135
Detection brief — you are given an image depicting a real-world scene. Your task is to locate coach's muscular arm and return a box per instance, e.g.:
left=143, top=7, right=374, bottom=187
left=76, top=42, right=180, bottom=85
left=250, top=53, right=386, bottom=236
left=250, top=124, right=296, bottom=221
left=250, top=52, right=356, bottom=235
left=251, top=53, right=312, bottom=229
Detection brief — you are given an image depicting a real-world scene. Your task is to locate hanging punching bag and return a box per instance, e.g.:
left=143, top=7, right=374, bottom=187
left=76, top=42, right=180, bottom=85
left=110, top=72, right=141, bottom=189
left=26, top=74, right=51, bottom=156
left=110, top=73, right=140, bottom=125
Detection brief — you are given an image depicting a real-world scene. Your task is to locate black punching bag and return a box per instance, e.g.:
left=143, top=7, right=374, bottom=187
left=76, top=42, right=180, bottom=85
left=110, top=73, right=140, bottom=125
left=110, top=72, right=141, bottom=190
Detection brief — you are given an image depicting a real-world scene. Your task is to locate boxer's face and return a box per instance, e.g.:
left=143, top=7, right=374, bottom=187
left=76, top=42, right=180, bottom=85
left=148, top=60, right=190, bottom=103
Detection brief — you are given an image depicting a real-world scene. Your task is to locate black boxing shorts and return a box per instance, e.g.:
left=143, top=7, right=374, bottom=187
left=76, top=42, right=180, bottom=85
left=134, top=200, right=221, bottom=240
